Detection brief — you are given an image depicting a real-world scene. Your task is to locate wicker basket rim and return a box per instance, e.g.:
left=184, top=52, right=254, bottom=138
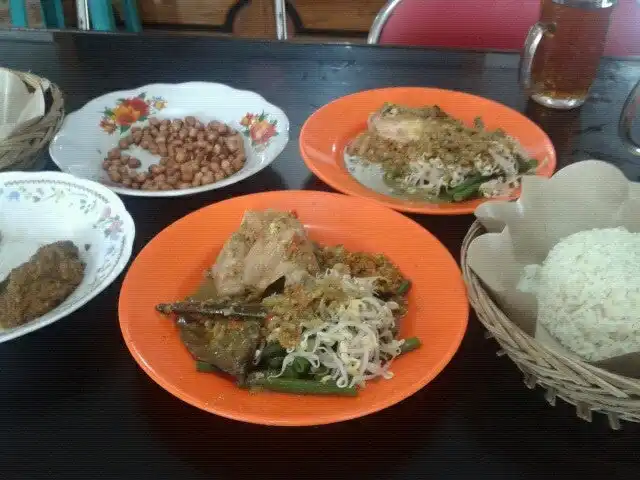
left=0, top=69, right=64, bottom=171
left=462, top=220, right=640, bottom=385
left=461, top=220, right=640, bottom=428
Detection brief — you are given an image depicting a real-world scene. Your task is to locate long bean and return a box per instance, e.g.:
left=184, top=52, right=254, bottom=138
left=280, top=364, right=298, bottom=378
left=267, top=357, right=284, bottom=370
left=396, top=280, right=412, bottom=295
left=448, top=174, right=485, bottom=194
left=453, top=182, right=483, bottom=202
left=292, top=357, right=311, bottom=375
left=195, top=360, right=222, bottom=373
left=447, top=175, right=491, bottom=202
left=399, top=336, right=422, bottom=354
left=312, top=365, right=330, bottom=380
left=519, top=158, right=538, bottom=173
left=260, top=342, right=287, bottom=360
left=247, top=376, right=358, bottom=397
left=453, top=160, right=536, bottom=201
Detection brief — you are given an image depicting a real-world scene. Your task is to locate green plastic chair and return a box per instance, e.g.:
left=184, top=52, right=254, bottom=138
left=9, top=0, right=65, bottom=28
left=87, top=0, right=142, bottom=32
left=9, top=0, right=141, bottom=32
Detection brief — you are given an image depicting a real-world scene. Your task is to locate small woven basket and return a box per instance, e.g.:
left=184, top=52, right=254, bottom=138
left=461, top=220, right=640, bottom=430
left=0, top=70, right=64, bottom=171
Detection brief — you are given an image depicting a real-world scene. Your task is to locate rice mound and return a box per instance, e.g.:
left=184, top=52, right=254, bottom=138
left=518, top=227, right=640, bottom=362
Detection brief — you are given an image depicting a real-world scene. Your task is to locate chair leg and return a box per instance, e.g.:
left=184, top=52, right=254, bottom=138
left=40, top=0, right=66, bottom=28
left=76, top=0, right=91, bottom=29
left=87, top=0, right=116, bottom=30
left=274, top=0, right=287, bottom=40
left=121, top=0, right=142, bottom=32
left=9, top=0, right=29, bottom=27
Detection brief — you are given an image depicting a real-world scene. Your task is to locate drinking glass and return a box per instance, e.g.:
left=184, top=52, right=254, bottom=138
left=520, top=0, right=617, bottom=110
left=619, top=79, right=640, bottom=156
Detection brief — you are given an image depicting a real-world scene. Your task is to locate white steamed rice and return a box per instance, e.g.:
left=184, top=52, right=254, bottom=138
left=517, top=227, right=640, bottom=362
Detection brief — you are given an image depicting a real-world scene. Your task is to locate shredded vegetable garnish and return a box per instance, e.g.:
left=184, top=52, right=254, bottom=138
left=264, top=268, right=405, bottom=388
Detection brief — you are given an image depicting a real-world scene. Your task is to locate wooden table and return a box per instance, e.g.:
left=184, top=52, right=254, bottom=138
left=1, top=30, right=640, bottom=480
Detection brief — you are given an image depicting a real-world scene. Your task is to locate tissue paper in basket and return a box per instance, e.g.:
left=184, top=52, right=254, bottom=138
left=0, top=68, right=45, bottom=141
left=466, top=159, right=640, bottom=378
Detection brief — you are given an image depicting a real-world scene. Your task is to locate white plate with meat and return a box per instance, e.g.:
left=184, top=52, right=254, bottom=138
left=49, top=82, right=289, bottom=197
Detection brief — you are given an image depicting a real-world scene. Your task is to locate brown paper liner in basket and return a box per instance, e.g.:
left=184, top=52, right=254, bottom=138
left=461, top=220, right=640, bottom=430
left=0, top=70, right=64, bottom=171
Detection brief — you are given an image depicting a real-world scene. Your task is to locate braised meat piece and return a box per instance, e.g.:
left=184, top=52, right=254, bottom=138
left=0, top=241, right=85, bottom=329
left=208, top=210, right=319, bottom=298
left=367, top=103, right=449, bottom=144
left=178, top=315, right=262, bottom=379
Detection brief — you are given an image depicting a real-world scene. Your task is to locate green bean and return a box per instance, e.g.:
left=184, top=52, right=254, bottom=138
left=280, top=364, right=298, bottom=379
left=519, top=158, right=538, bottom=173
left=396, top=280, right=412, bottom=295
left=447, top=173, right=495, bottom=201
left=312, top=365, right=330, bottom=380
left=439, top=176, right=481, bottom=202
left=292, top=357, right=311, bottom=375
left=260, top=342, right=286, bottom=360
left=399, top=337, right=422, bottom=354
left=195, top=360, right=222, bottom=374
left=452, top=183, right=482, bottom=202
left=267, top=357, right=284, bottom=369
left=441, top=194, right=455, bottom=203
left=448, top=174, right=485, bottom=194
left=247, top=376, right=358, bottom=396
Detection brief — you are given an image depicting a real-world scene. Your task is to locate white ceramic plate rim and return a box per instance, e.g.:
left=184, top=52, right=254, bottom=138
left=49, top=82, right=290, bottom=198
left=0, top=171, right=135, bottom=342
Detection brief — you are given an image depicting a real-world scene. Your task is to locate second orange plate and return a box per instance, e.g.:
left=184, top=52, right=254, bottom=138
left=300, top=87, right=556, bottom=215
left=119, top=191, right=468, bottom=426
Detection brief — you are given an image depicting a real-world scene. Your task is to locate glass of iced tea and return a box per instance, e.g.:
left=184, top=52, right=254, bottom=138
left=520, top=0, right=617, bottom=109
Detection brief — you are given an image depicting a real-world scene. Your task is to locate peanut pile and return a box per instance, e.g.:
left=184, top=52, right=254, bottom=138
left=102, top=116, right=246, bottom=191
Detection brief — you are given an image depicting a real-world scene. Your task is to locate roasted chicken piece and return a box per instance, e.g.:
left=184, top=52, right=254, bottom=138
left=208, top=210, right=319, bottom=298
left=366, top=103, right=450, bottom=144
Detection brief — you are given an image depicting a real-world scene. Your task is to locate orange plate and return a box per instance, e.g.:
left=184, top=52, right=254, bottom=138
left=300, top=87, right=556, bottom=215
left=119, top=191, right=468, bottom=426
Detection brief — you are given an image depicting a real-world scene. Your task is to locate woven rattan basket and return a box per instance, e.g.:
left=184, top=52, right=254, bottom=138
left=0, top=70, right=64, bottom=171
left=461, top=220, right=640, bottom=429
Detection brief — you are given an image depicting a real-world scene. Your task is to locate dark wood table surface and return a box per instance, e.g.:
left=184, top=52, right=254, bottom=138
left=1, top=30, right=640, bottom=480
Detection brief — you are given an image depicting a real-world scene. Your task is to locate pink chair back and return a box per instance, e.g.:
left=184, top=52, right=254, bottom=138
left=372, top=0, right=640, bottom=57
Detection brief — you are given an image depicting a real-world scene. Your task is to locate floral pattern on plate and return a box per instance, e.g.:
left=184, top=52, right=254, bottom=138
left=240, top=112, right=279, bottom=149
left=100, top=92, right=167, bottom=135
left=50, top=82, right=289, bottom=197
left=0, top=172, right=135, bottom=342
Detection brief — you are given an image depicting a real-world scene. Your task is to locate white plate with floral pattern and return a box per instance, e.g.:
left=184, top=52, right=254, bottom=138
left=0, top=171, right=135, bottom=342
left=49, top=82, right=289, bottom=197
